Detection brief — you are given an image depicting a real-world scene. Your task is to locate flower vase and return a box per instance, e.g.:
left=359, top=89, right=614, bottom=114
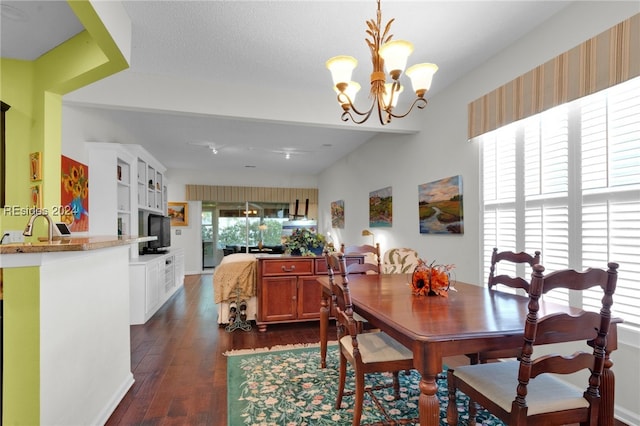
left=310, top=245, right=324, bottom=256
left=411, top=260, right=435, bottom=296
left=411, top=260, right=451, bottom=297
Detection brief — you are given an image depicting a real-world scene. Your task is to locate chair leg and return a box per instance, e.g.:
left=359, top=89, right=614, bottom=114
left=335, top=352, right=347, bottom=410
left=353, top=369, right=365, bottom=426
left=446, top=369, right=459, bottom=426
left=469, top=398, right=477, bottom=423
left=392, top=371, right=401, bottom=399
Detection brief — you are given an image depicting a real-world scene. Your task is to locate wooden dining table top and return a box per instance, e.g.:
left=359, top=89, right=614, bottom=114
left=317, top=272, right=607, bottom=357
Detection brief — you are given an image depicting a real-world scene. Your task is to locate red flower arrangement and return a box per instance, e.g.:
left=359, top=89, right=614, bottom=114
left=411, top=259, right=455, bottom=297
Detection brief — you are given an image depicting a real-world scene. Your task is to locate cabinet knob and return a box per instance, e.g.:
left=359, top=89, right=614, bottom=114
left=281, top=265, right=296, bottom=272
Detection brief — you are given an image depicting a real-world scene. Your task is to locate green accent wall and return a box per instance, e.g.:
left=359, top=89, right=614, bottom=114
left=1, top=1, right=130, bottom=424
left=3, top=267, right=40, bottom=425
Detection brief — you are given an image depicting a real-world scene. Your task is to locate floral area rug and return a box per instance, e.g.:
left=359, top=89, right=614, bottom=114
left=225, top=343, right=506, bottom=426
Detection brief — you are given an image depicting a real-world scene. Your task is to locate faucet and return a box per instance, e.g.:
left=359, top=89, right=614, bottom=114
left=23, top=210, right=54, bottom=242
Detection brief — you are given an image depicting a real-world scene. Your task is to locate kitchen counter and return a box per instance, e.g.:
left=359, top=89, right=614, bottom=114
left=0, top=235, right=154, bottom=255
left=2, top=237, right=139, bottom=425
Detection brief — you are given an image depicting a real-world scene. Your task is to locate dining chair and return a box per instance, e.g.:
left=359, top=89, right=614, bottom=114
left=341, top=243, right=381, bottom=274
left=447, top=262, right=619, bottom=426
left=328, top=251, right=415, bottom=426
left=488, top=247, right=541, bottom=292
left=467, top=247, right=541, bottom=365
left=382, top=247, right=421, bottom=274
left=324, top=249, right=375, bottom=335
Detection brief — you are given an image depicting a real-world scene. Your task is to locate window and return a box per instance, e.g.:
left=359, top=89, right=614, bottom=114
left=480, top=76, right=640, bottom=328
left=216, top=202, right=290, bottom=248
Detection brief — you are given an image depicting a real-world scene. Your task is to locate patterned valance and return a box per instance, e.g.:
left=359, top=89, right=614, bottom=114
left=468, top=13, right=640, bottom=139
left=185, top=184, right=318, bottom=204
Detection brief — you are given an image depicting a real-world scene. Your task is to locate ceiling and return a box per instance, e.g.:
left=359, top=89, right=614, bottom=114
left=1, top=0, right=574, bottom=175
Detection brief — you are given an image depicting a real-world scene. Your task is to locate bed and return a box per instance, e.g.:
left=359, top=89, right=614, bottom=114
left=213, top=253, right=258, bottom=324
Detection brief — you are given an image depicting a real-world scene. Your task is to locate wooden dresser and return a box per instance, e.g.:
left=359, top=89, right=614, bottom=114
left=256, top=255, right=364, bottom=332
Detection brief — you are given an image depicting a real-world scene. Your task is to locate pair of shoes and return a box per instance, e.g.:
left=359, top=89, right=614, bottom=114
left=229, top=301, right=237, bottom=324
left=239, top=300, right=247, bottom=322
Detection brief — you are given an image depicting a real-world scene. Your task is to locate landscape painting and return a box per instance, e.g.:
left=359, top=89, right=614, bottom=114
left=418, top=175, right=463, bottom=234
left=369, top=186, right=392, bottom=228
left=331, top=200, right=344, bottom=228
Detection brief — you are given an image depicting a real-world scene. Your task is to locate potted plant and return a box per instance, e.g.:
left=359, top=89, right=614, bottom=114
left=283, top=228, right=326, bottom=256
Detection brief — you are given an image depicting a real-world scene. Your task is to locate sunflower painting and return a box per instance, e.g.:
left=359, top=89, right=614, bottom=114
left=61, top=155, right=89, bottom=232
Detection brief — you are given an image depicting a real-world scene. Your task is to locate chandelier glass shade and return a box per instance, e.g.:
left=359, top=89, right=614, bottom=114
left=326, top=0, right=438, bottom=125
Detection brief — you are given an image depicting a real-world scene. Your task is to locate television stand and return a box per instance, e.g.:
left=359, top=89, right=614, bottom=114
left=129, top=248, right=185, bottom=325
left=141, top=247, right=168, bottom=255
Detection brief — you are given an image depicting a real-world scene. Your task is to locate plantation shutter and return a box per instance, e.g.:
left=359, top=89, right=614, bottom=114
left=480, top=76, right=640, bottom=327
left=580, top=80, right=640, bottom=323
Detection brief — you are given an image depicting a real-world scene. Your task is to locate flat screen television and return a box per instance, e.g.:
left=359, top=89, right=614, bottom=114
left=146, top=214, right=171, bottom=253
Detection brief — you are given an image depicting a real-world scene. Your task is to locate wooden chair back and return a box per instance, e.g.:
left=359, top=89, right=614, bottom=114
left=510, top=262, right=619, bottom=422
left=341, top=243, right=381, bottom=274
left=449, top=261, right=619, bottom=425
left=325, top=251, right=360, bottom=345
left=488, top=247, right=540, bottom=292
left=468, top=247, right=542, bottom=364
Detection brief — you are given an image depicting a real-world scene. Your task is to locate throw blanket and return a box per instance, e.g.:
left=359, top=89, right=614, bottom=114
left=213, top=259, right=257, bottom=303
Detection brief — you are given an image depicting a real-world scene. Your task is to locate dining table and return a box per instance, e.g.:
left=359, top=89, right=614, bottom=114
left=317, top=273, right=620, bottom=426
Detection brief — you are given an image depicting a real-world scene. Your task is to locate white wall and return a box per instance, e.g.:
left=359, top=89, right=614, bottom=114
left=317, top=3, right=639, bottom=423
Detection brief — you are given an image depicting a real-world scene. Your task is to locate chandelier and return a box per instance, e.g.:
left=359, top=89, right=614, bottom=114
left=326, top=0, right=438, bottom=125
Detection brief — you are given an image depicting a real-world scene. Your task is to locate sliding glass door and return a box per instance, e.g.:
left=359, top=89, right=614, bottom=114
left=201, top=201, right=290, bottom=268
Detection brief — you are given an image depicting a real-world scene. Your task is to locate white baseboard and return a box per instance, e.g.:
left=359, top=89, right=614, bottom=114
left=616, top=406, right=640, bottom=426
left=92, top=372, right=135, bottom=426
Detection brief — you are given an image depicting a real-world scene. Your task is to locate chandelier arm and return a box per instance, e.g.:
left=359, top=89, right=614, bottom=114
left=386, top=97, right=428, bottom=119
left=338, top=91, right=377, bottom=120
left=342, top=102, right=376, bottom=124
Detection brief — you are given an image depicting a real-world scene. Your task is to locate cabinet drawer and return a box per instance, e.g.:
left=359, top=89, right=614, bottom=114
left=261, top=258, right=313, bottom=276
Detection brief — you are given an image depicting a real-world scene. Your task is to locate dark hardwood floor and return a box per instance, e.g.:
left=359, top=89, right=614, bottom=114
left=106, top=274, right=336, bottom=425
left=106, top=274, right=627, bottom=426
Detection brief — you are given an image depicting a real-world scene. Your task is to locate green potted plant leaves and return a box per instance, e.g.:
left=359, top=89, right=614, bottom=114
left=283, top=228, right=326, bottom=256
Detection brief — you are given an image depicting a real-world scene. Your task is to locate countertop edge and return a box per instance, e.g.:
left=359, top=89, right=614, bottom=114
left=0, top=235, right=152, bottom=254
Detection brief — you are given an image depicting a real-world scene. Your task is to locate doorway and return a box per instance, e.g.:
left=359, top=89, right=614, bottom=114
left=201, top=203, right=216, bottom=269
left=200, top=201, right=291, bottom=269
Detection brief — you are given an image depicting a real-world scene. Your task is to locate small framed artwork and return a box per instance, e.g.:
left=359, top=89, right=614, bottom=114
left=30, top=184, right=42, bottom=208
left=369, top=186, right=392, bottom=227
left=418, top=175, right=464, bottom=234
left=168, top=202, right=189, bottom=226
left=331, top=200, right=345, bottom=228
left=30, top=152, right=42, bottom=181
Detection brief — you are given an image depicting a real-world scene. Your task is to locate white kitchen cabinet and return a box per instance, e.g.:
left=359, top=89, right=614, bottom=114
left=129, top=248, right=185, bottom=325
